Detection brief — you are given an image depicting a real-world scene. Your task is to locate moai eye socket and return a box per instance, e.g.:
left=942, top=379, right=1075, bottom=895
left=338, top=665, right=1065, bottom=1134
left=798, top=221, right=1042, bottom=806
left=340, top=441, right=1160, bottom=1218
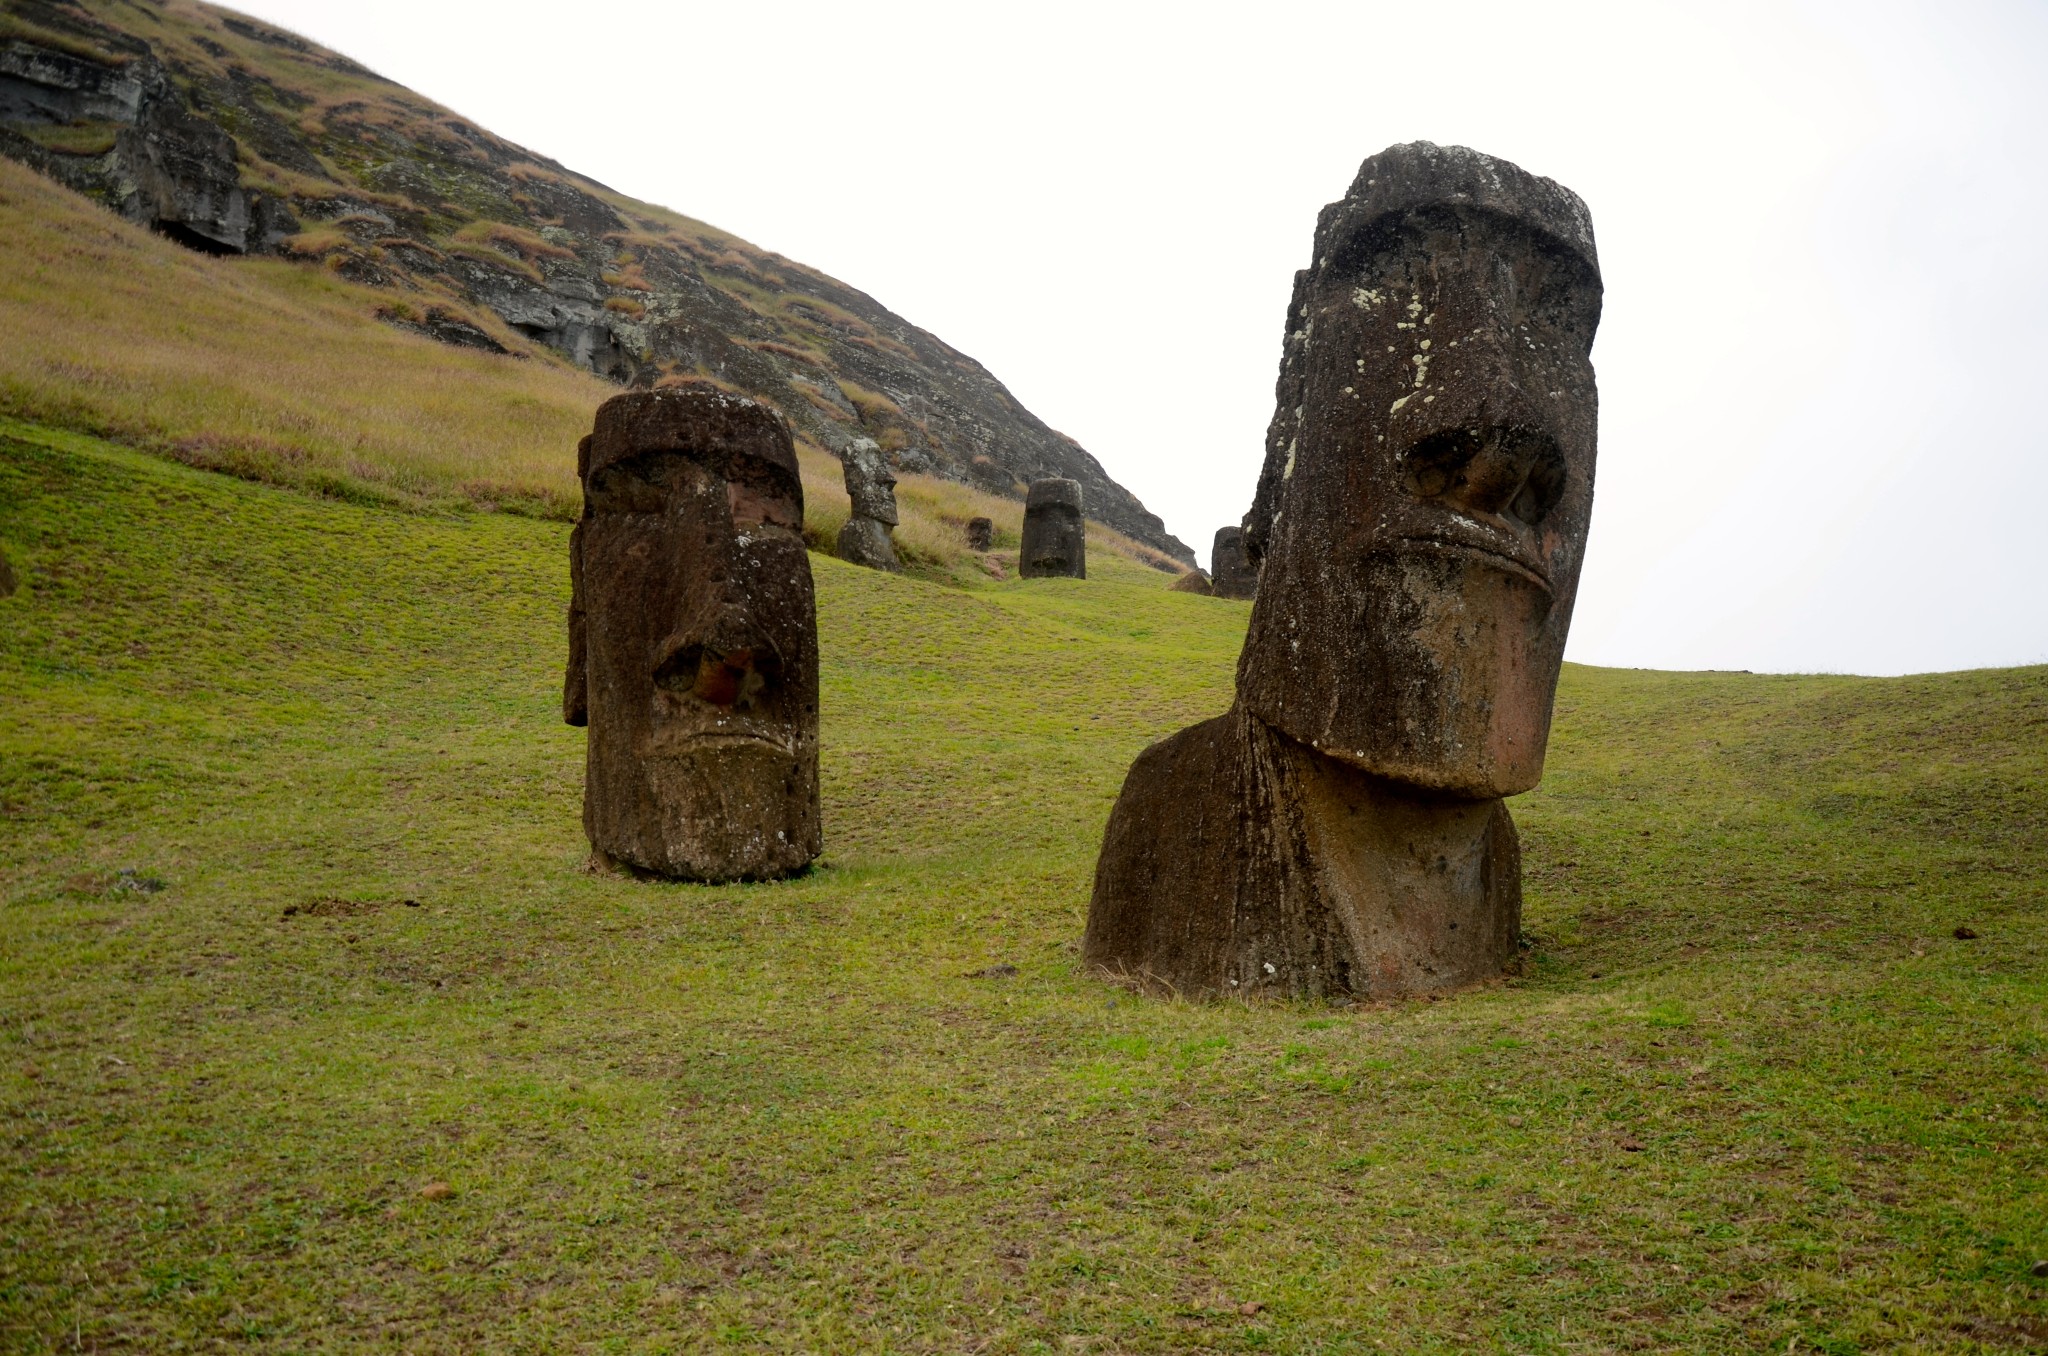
left=654, top=643, right=782, bottom=709
left=1399, top=426, right=1565, bottom=527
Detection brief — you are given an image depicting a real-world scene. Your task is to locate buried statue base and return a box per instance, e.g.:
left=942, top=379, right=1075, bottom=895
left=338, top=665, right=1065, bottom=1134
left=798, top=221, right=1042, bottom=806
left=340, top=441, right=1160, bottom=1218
left=565, top=385, right=822, bottom=883
left=1084, top=708, right=1520, bottom=998
left=1084, top=141, right=1600, bottom=999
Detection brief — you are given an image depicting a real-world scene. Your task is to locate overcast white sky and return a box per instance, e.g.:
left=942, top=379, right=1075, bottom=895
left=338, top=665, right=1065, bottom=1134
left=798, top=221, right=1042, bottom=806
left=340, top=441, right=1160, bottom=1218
left=234, top=0, right=2047, bottom=676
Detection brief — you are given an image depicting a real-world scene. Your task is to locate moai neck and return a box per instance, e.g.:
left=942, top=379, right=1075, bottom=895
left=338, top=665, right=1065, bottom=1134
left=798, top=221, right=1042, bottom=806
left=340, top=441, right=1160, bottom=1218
left=1266, top=713, right=1522, bottom=996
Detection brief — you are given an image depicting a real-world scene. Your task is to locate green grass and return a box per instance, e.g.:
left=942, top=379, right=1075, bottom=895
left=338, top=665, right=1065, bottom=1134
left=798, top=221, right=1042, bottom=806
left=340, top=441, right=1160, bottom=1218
left=2, top=420, right=2045, bottom=1352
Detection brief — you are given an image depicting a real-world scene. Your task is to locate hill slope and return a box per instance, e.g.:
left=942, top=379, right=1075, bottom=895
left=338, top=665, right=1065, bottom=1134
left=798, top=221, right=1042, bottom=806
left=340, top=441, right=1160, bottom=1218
left=0, top=0, right=1193, bottom=561
left=2, top=422, right=2044, bottom=1350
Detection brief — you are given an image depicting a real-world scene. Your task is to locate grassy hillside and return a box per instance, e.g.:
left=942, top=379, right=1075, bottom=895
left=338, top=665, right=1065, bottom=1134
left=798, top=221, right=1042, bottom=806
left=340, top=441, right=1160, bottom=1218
left=0, top=0, right=1191, bottom=557
left=2, top=421, right=2045, bottom=1352
left=0, top=155, right=1180, bottom=578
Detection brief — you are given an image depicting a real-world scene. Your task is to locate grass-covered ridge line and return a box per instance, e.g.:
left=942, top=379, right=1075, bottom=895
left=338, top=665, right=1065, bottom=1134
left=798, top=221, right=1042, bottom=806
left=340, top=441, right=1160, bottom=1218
left=0, top=157, right=1177, bottom=580
left=3, top=0, right=1195, bottom=559
left=2, top=424, right=2045, bottom=1350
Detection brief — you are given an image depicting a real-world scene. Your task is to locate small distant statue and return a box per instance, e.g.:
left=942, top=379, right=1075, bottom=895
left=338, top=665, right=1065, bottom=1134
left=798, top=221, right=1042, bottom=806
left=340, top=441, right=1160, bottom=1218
left=564, top=386, right=822, bottom=882
left=1019, top=478, right=1085, bottom=579
left=1084, top=143, right=1602, bottom=999
left=835, top=437, right=900, bottom=571
left=1209, top=526, right=1257, bottom=600
left=965, top=516, right=993, bottom=552
left=0, top=546, right=15, bottom=598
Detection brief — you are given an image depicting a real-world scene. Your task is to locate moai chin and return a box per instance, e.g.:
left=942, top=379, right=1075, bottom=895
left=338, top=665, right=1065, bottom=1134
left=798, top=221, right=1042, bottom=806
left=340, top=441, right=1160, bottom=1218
left=1084, top=142, right=1602, bottom=999
left=965, top=516, right=993, bottom=552
left=1019, top=477, right=1085, bottom=579
left=836, top=437, right=901, bottom=571
left=564, top=386, right=822, bottom=882
left=1209, top=526, right=1258, bottom=600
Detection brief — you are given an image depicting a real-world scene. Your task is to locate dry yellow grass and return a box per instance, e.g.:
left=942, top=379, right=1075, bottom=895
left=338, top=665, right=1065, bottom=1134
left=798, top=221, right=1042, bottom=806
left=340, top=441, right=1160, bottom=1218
left=0, top=157, right=1176, bottom=573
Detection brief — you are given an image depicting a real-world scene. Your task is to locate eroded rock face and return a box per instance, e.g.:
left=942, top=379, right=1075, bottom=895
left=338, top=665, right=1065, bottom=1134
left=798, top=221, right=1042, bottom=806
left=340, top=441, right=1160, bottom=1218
left=564, top=387, right=821, bottom=882
left=835, top=437, right=900, bottom=571
left=0, top=44, right=293, bottom=253
left=1085, top=142, right=1601, bottom=1000
left=1019, top=478, right=1085, bottom=579
left=1209, top=526, right=1257, bottom=600
left=965, top=516, right=993, bottom=551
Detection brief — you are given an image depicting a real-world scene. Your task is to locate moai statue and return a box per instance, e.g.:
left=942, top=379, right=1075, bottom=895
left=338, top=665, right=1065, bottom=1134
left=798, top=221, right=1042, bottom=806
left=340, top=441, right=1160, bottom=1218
left=1170, top=569, right=1215, bottom=595
left=1084, top=143, right=1602, bottom=999
left=835, top=437, right=900, bottom=571
left=0, top=546, right=15, bottom=598
left=965, top=516, right=994, bottom=552
left=1209, top=525, right=1258, bottom=600
left=564, top=386, right=822, bottom=882
left=1019, top=477, right=1085, bottom=579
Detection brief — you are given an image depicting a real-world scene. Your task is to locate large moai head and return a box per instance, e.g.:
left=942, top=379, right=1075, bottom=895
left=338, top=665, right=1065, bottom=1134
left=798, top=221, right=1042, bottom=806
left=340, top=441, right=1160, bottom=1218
left=565, top=386, right=821, bottom=881
left=965, top=516, right=994, bottom=552
left=1237, top=143, right=1602, bottom=798
left=1019, top=477, right=1086, bottom=579
left=1210, top=525, right=1258, bottom=600
left=840, top=437, right=899, bottom=526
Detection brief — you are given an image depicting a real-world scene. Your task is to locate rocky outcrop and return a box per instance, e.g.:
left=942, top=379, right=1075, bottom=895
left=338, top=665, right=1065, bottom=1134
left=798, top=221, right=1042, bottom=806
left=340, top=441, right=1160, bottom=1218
left=0, top=1, right=1192, bottom=562
left=0, top=39, right=294, bottom=253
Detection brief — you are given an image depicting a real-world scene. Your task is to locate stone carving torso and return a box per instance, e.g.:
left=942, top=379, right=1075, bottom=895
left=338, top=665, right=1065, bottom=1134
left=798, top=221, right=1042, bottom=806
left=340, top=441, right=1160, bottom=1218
left=1209, top=526, right=1257, bottom=600
left=565, top=387, right=821, bottom=882
left=1020, top=478, right=1085, bottom=579
left=1084, top=142, right=1601, bottom=999
left=836, top=437, right=901, bottom=571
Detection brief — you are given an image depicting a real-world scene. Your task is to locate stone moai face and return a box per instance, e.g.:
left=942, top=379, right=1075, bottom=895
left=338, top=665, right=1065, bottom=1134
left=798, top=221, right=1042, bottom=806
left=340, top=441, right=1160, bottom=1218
left=841, top=437, right=899, bottom=526
left=1019, top=477, right=1086, bottom=579
left=1238, top=142, right=1602, bottom=798
left=966, top=516, right=993, bottom=552
left=1210, top=526, right=1257, bottom=600
left=565, top=387, right=821, bottom=881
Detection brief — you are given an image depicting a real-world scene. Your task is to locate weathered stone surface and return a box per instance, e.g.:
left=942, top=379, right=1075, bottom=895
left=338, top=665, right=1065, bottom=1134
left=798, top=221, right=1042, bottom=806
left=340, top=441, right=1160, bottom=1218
left=834, top=437, right=900, bottom=571
left=1019, top=478, right=1085, bottom=579
left=1170, top=569, right=1214, bottom=595
left=965, top=516, right=993, bottom=551
left=0, top=42, right=294, bottom=254
left=1085, top=142, right=1601, bottom=999
left=836, top=515, right=899, bottom=572
left=564, top=386, right=821, bottom=882
left=1209, top=526, right=1257, bottom=600
left=840, top=438, right=898, bottom=525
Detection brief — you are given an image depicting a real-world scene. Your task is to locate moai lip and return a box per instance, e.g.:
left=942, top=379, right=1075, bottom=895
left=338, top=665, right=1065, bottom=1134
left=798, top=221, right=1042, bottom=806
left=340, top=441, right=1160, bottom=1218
left=1209, top=526, right=1257, bottom=600
left=965, top=516, right=993, bottom=552
left=1020, top=478, right=1085, bottom=579
left=564, top=386, right=822, bottom=882
left=1085, top=142, right=1601, bottom=1000
left=836, top=437, right=901, bottom=571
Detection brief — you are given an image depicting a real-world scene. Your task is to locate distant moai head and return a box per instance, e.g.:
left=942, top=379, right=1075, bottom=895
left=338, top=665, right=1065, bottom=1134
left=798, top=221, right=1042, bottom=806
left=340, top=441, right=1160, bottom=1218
left=1238, top=142, right=1603, bottom=798
left=565, top=386, right=821, bottom=881
left=966, top=516, right=993, bottom=552
left=1209, top=525, right=1257, bottom=600
left=840, top=437, right=899, bottom=527
left=1020, top=478, right=1086, bottom=579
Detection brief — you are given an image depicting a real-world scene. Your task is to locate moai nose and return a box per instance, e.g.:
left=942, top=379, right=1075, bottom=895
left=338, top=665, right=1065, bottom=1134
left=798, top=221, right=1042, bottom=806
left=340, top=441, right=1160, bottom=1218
left=654, top=640, right=781, bottom=709
left=1400, top=425, right=1565, bottom=528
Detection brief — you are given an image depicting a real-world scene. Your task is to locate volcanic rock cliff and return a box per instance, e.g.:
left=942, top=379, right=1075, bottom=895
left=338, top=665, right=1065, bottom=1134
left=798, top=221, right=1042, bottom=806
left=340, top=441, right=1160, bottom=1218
left=0, top=0, right=1191, bottom=562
